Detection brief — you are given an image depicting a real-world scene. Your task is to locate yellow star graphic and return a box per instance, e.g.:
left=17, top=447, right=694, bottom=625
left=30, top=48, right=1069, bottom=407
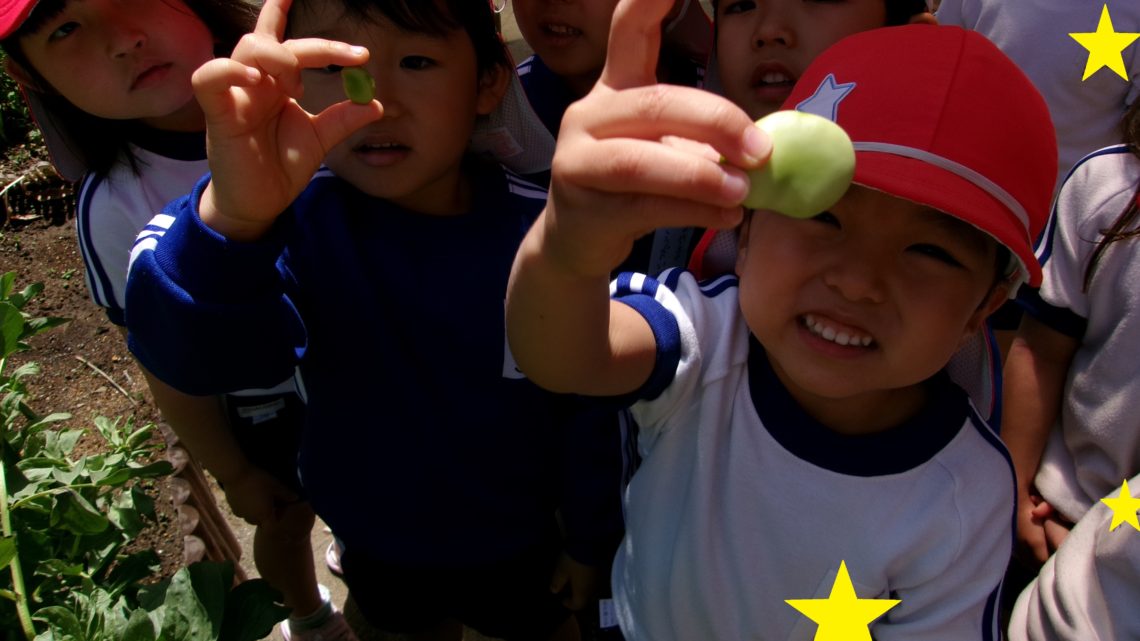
left=785, top=561, right=901, bottom=641
left=1069, top=5, right=1140, bottom=81
left=1100, top=478, right=1140, bottom=532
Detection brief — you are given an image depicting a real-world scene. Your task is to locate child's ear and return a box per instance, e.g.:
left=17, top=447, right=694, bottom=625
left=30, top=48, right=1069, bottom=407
left=475, top=64, right=511, bottom=117
left=959, top=280, right=1011, bottom=346
left=4, top=58, right=41, bottom=90
left=734, top=214, right=753, bottom=276
left=908, top=11, right=938, bottom=26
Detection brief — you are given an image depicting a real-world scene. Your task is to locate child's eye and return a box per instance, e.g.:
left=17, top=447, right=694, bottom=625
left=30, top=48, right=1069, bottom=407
left=909, top=244, right=963, bottom=267
left=400, top=56, right=436, bottom=70
left=810, top=211, right=840, bottom=227
left=48, top=21, right=79, bottom=41
left=722, top=1, right=756, bottom=15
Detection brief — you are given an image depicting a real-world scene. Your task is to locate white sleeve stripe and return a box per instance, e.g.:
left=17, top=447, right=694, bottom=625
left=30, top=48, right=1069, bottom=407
left=76, top=174, right=114, bottom=308
left=507, top=183, right=548, bottom=201
left=128, top=237, right=159, bottom=274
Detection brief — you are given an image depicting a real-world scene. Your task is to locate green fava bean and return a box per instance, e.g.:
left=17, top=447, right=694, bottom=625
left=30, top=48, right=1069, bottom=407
left=743, top=110, right=855, bottom=218
left=341, top=67, right=375, bottom=105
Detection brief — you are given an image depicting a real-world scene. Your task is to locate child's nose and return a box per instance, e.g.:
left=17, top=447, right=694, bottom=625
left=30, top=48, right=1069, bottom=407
left=821, top=248, right=888, bottom=305
left=752, top=6, right=795, bottom=49
left=107, top=20, right=146, bottom=58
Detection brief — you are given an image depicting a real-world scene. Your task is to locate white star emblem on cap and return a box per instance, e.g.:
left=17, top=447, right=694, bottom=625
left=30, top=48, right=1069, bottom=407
left=795, top=74, right=857, bottom=122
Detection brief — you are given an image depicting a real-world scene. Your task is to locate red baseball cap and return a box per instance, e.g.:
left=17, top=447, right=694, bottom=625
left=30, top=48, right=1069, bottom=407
left=1, top=0, right=37, bottom=39
left=788, top=24, right=1057, bottom=287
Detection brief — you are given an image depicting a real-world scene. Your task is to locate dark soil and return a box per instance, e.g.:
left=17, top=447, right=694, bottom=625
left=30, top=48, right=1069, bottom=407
left=1, top=143, right=183, bottom=580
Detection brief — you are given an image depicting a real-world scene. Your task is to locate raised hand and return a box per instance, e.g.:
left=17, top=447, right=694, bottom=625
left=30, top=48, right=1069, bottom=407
left=541, top=0, right=769, bottom=278
left=191, top=0, right=384, bottom=241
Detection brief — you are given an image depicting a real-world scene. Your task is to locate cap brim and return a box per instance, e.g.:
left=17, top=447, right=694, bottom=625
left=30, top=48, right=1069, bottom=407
left=853, top=151, right=1041, bottom=288
left=0, top=0, right=38, bottom=39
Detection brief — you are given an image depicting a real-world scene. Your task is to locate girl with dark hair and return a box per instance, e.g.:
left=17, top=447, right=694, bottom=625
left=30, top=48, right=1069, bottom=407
left=0, top=3, right=354, bottom=640
left=1003, top=100, right=1140, bottom=574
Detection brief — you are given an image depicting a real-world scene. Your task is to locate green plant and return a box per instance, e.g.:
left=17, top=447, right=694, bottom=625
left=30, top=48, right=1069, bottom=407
left=0, top=51, right=34, bottom=148
left=0, top=272, right=288, bottom=640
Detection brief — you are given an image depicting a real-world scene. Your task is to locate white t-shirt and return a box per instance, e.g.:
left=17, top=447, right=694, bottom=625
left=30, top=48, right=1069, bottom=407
left=1027, top=145, right=1140, bottom=523
left=610, top=269, right=1015, bottom=641
left=77, top=144, right=208, bottom=326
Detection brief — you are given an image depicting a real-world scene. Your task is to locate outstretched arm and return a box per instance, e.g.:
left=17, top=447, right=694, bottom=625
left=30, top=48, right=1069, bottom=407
left=1002, top=313, right=1079, bottom=565
left=191, top=0, right=383, bottom=241
left=505, top=0, right=768, bottom=396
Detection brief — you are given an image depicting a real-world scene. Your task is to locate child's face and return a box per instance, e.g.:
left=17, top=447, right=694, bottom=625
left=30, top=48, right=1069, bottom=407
left=16, top=0, right=214, bottom=130
left=716, top=0, right=887, bottom=120
left=512, top=0, right=620, bottom=89
left=292, top=4, right=506, bottom=214
left=735, top=185, right=1007, bottom=416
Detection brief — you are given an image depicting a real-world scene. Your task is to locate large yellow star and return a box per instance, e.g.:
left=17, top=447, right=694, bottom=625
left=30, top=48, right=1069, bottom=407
left=1069, top=5, right=1140, bottom=81
left=785, top=561, right=900, bottom=641
left=1100, top=478, right=1140, bottom=532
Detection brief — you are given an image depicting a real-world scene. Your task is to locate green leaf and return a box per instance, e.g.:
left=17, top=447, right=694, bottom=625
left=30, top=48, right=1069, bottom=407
left=0, top=302, right=23, bottom=358
left=32, top=605, right=83, bottom=641
left=103, top=550, right=161, bottom=597
left=121, top=609, right=158, bottom=641
left=51, top=490, right=111, bottom=535
left=188, top=561, right=233, bottom=638
left=219, top=578, right=289, bottom=641
left=126, top=460, right=174, bottom=479
left=0, top=535, right=15, bottom=567
left=24, top=316, right=69, bottom=338
left=0, top=272, right=15, bottom=300
left=157, top=567, right=213, bottom=641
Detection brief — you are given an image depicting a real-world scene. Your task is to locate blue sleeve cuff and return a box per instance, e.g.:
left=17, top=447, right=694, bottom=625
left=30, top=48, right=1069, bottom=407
left=613, top=291, right=681, bottom=402
left=153, top=175, right=291, bottom=303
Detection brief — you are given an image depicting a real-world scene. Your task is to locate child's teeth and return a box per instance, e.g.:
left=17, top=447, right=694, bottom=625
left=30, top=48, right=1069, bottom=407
left=804, top=314, right=871, bottom=347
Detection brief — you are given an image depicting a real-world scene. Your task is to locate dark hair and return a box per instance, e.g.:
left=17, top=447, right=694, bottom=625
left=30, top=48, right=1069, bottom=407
left=1082, top=99, right=1140, bottom=290
left=287, top=0, right=508, bottom=79
left=711, top=0, right=929, bottom=26
left=1, top=0, right=258, bottom=178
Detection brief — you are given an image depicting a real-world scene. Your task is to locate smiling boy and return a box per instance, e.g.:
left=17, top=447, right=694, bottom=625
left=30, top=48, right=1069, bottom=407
left=505, top=3, right=1057, bottom=639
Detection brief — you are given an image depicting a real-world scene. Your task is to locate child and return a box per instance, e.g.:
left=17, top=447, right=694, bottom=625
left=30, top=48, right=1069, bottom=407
left=0, top=3, right=351, bottom=640
left=123, top=0, right=621, bottom=639
left=1002, top=100, right=1140, bottom=567
left=690, top=0, right=936, bottom=277
left=505, top=1, right=1058, bottom=639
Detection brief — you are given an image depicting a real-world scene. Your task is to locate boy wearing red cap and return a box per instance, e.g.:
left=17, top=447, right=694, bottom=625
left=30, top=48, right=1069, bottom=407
left=505, top=0, right=1057, bottom=639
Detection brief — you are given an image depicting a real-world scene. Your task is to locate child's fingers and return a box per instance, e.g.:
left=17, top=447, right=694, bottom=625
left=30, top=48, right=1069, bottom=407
left=566, top=85, right=768, bottom=170
left=284, top=38, right=370, bottom=73
left=191, top=58, right=263, bottom=115
left=563, top=138, right=750, bottom=209
left=310, top=100, right=385, bottom=155
left=253, top=0, right=293, bottom=41
left=598, top=0, right=674, bottom=91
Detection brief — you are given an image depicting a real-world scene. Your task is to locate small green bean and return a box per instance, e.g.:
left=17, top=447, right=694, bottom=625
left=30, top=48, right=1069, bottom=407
left=743, top=110, right=855, bottom=219
left=341, top=67, right=375, bottom=105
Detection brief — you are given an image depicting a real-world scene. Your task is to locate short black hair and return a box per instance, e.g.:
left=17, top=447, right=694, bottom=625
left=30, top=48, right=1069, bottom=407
left=287, top=0, right=508, bottom=79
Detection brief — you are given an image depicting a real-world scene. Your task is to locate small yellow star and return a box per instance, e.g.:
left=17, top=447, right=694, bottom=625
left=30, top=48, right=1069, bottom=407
left=1100, top=478, right=1140, bottom=532
left=1069, top=5, right=1140, bottom=81
left=786, top=561, right=900, bottom=641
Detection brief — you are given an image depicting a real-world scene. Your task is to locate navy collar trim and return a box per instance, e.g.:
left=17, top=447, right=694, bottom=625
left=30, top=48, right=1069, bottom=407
left=748, top=336, right=967, bottom=476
